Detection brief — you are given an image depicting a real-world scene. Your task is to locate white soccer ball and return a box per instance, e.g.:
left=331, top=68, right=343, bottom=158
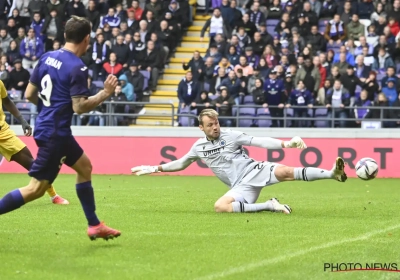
left=355, top=158, right=379, bottom=180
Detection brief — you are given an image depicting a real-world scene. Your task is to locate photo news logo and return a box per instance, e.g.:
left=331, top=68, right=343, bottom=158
left=324, top=263, right=400, bottom=273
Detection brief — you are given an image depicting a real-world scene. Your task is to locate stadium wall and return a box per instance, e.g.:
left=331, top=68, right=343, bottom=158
left=2, top=126, right=399, bottom=178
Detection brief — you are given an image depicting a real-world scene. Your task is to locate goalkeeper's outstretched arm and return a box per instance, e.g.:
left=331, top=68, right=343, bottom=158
left=246, top=136, right=307, bottom=150
left=131, top=153, right=197, bottom=176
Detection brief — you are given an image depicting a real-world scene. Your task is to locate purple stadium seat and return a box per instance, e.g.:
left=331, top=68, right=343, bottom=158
left=256, top=108, right=272, bottom=127
left=285, top=108, right=294, bottom=127
left=243, top=95, right=254, bottom=104
left=92, top=81, right=104, bottom=89
left=27, top=68, right=34, bottom=76
left=88, top=69, right=93, bottom=77
left=232, top=106, right=238, bottom=118
left=7, top=90, right=22, bottom=100
left=318, top=19, right=328, bottom=34
left=239, top=107, right=255, bottom=127
left=314, top=108, right=329, bottom=127
left=266, top=19, right=279, bottom=35
left=15, top=102, right=31, bottom=123
left=203, top=82, right=211, bottom=92
left=179, top=106, right=190, bottom=126
left=396, top=63, right=400, bottom=74
left=209, top=94, right=218, bottom=100
left=140, top=70, right=150, bottom=90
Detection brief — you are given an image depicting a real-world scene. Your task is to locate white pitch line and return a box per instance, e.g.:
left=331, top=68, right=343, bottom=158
left=194, top=224, right=400, bottom=280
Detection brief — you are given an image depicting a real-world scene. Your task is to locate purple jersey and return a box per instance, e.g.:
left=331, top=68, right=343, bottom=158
left=30, top=49, right=90, bottom=140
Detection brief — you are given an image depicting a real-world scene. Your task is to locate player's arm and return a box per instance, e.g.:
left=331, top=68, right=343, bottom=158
left=2, top=96, right=32, bottom=136
left=71, top=73, right=118, bottom=115
left=131, top=149, right=199, bottom=176
left=25, top=82, right=39, bottom=105
left=232, top=130, right=307, bottom=150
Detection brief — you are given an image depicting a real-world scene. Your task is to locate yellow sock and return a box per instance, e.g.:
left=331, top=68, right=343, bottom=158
left=47, top=186, right=57, bottom=198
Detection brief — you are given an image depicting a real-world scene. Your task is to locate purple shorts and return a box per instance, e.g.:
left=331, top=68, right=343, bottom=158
left=29, top=136, right=84, bottom=184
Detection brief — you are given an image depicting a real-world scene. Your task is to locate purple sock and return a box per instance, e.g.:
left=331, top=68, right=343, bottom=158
left=76, top=181, right=100, bottom=226
left=0, top=190, right=25, bottom=214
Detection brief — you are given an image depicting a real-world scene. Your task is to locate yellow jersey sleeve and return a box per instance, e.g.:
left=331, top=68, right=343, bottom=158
left=0, top=81, right=7, bottom=99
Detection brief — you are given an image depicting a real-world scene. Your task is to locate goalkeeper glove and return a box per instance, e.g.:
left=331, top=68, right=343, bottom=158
left=131, top=165, right=159, bottom=176
left=283, top=136, right=307, bottom=149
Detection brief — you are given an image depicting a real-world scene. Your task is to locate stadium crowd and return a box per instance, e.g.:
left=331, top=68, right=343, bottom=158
left=179, top=0, right=400, bottom=127
left=0, top=0, right=400, bottom=128
left=0, top=0, right=191, bottom=126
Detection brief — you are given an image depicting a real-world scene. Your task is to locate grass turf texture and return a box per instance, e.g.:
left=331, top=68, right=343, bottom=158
left=0, top=174, right=399, bottom=280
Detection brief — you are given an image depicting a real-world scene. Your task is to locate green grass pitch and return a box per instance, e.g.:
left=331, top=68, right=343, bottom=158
left=0, top=174, right=399, bottom=280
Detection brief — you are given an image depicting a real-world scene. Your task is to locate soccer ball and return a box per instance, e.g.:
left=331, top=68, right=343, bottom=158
left=355, top=158, right=379, bottom=180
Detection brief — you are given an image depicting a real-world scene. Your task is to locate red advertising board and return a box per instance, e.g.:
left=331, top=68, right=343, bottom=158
left=0, top=137, right=397, bottom=177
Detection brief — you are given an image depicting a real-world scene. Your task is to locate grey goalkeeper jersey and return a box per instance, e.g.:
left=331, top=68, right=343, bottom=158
left=180, top=130, right=258, bottom=187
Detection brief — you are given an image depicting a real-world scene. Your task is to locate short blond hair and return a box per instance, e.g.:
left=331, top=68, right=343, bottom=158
left=198, top=109, right=219, bottom=125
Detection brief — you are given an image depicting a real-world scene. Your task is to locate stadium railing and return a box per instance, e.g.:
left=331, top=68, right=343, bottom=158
left=4, top=101, right=400, bottom=128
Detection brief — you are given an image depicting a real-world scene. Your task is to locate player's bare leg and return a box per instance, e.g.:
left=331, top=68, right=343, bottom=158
left=215, top=194, right=292, bottom=214
left=71, top=153, right=121, bottom=241
left=274, top=157, right=347, bottom=183
left=10, top=147, right=69, bottom=204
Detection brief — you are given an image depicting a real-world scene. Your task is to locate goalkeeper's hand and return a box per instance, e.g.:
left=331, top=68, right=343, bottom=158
left=131, top=165, right=159, bottom=176
left=283, top=136, right=307, bottom=149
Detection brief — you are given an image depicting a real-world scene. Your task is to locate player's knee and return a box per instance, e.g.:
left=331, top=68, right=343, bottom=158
left=214, top=201, right=231, bottom=213
left=274, top=166, right=294, bottom=181
left=26, top=181, right=49, bottom=198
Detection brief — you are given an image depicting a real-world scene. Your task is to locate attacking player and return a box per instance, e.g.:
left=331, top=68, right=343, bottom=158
left=0, top=81, right=69, bottom=204
left=0, top=16, right=121, bottom=240
left=131, top=109, right=347, bottom=214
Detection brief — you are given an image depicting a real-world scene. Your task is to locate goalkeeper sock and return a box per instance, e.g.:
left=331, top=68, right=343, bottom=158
left=232, top=200, right=275, bottom=213
left=0, top=189, right=25, bottom=214
left=294, top=167, right=333, bottom=181
left=47, top=186, right=57, bottom=198
left=76, top=181, right=100, bottom=226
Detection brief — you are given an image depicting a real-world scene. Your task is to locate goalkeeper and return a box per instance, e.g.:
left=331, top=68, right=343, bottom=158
left=132, top=109, right=347, bottom=214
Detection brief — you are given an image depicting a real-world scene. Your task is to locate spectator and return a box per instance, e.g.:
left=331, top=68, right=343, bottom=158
left=42, top=9, right=64, bottom=51
left=307, top=25, right=326, bottom=53
left=213, top=87, right=234, bottom=127
left=333, top=52, right=350, bottom=75
left=267, top=0, right=283, bottom=19
left=294, top=15, right=310, bottom=38
left=326, top=79, right=350, bottom=127
left=248, top=67, right=264, bottom=93
left=213, top=34, right=227, bottom=57
left=30, top=12, right=45, bottom=43
left=387, top=0, right=400, bottom=23
left=372, top=48, right=395, bottom=71
left=86, top=0, right=100, bottom=32
left=358, top=0, right=375, bottom=19
left=313, top=56, right=326, bottom=89
left=236, top=13, right=257, bottom=38
left=214, top=67, right=227, bottom=93
left=359, top=71, right=379, bottom=101
left=121, top=61, right=144, bottom=101
left=144, top=0, right=163, bottom=21
left=320, top=0, right=338, bottom=19
left=287, top=80, right=313, bottom=127
left=375, top=16, right=387, bottom=36
left=309, top=0, right=322, bottom=17
left=19, top=28, right=44, bottom=69
left=353, top=90, right=372, bottom=126
left=0, top=28, right=13, bottom=51
left=264, top=69, right=285, bottom=127
left=214, top=57, right=234, bottom=75
left=125, top=10, right=139, bottom=32
left=370, top=2, right=386, bottom=23
left=227, top=45, right=240, bottom=66
left=324, top=14, right=346, bottom=45
left=118, top=75, right=135, bottom=102
left=112, top=35, right=130, bottom=68
left=317, top=79, right=332, bottom=105
left=0, top=64, right=9, bottom=88
left=251, top=78, right=266, bottom=105
left=14, top=3, right=29, bottom=28
left=295, top=57, right=321, bottom=94
left=263, top=44, right=279, bottom=68
left=66, top=0, right=86, bottom=19
left=381, top=67, right=400, bottom=91
left=91, top=33, right=110, bottom=81
left=8, top=59, right=30, bottom=92
left=143, top=11, right=158, bottom=35
left=303, top=2, right=318, bottom=26
left=200, top=8, right=228, bottom=44
left=234, top=56, right=254, bottom=76
left=249, top=2, right=266, bottom=27
left=108, top=84, right=128, bottom=126
left=218, top=70, right=243, bottom=104
left=103, top=53, right=124, bottom=78
left=7, top=18, right=18, bottom=39
left=383, top=26, right=396, bottom=44
left=347, top=14, right=365, bottom=41
left=204, top=45, right=222, bottom=65
left=229, top=0, right=243, bottom=29
left=183, top=51, right=204, bottom=82
left=340, top=65, right=360, bottom=104
left=387, top=17, right=400, bottom=37
left=130, top=32, right=145, bottom=63
left=138, top=40, right=161, bottom=92
left=362, top=46, right=375, bottom=66
left=100, top=8, right=121, bottom=29
left=191, top=91, right=214, bottom=121
left=6, top=40, right=21, bottom=66
left=391, top=93, right=400, bottom=127
left=374, top=35, right=392, bottom=58
left=339, top=1, right=353, bottom=25
left=235, top=27, right=251, bottom=49
left=178, top=71, right=200, bottom=110
left=370, top=92, right=394, bottom=127
left=381, top=79, right=398, bottom=106
left=47, top=0, right=65, bottom=22
left=28, top=0, right=47, bottom=20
